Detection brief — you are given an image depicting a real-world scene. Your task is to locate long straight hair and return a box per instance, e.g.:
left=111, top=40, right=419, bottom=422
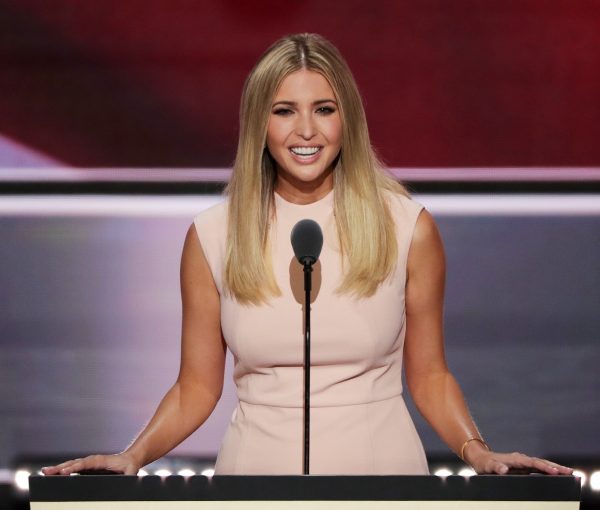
left=225, top=33, right=408, bottom=304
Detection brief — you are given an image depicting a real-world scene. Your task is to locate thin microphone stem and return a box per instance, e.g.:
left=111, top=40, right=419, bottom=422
left=303, top=261, right=312, bottom=475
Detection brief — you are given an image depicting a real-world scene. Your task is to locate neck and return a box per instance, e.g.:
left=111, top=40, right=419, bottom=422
left=274, top=173, right=333, bottom=205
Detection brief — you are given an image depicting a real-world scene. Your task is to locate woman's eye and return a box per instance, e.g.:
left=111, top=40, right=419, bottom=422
left=316, top=106, right=335, bottom=114
left=273, top=108, right=293, bottom=116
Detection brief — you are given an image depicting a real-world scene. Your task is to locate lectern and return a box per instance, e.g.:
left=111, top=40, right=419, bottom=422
left=29, top=474, right=581, bottom=509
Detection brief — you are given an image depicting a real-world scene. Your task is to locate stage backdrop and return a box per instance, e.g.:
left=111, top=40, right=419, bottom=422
left=1, top=0, right=600, bottom=168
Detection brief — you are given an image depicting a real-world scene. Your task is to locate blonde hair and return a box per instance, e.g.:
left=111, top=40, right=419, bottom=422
left=225, top=33, right=409, bottom=304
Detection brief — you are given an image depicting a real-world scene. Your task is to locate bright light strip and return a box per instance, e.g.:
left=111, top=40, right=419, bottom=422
left=201, top=468, right=215, bottom=478
left=590, top=471, right=600, bottom=491
left=154, top=469, right=172, bottom=477
left=137, top=469, right=149, bottom=477
left=0, top=195, right=224, bottom=217
left=434, top=468, right=453, bottom=477
left=177, top=468, right=195, bottom=477
left=458, top=468, right=476, bottom=477
left=573, top=470, right=587, bottom=487
left=0, top=194, right=599, bottom=217
left=419, top=194, right=600, bottom=216
left=14, top=470, right=31, bottom=491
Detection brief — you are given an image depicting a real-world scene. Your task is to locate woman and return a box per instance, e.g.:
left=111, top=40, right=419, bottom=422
left=43, top=33, right=572, bottom=476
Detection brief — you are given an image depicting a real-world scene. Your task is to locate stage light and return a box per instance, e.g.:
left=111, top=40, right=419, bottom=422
left=154, top=469, right=172, bottom=477
left=14, top=470, right=31, bottom=491
left=137, top=469, right=149, bottom=477
left=434, top=468, right=453, bottom=477
left=590, top=471, right=600, bottom=491
left=572, top=470, right=587, bottom=487
left=201, top=468, right=215, bottom=478
left=458, top=468, right=476, bottom=477
left=177, top=469, right=195, bottom=477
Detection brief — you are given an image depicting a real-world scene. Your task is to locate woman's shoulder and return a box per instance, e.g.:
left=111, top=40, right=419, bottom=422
left=193, top=197, right=228, bottom=231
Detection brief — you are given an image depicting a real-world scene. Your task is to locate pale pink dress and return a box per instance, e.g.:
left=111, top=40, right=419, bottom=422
left=193, top=189, right=429, bottom=475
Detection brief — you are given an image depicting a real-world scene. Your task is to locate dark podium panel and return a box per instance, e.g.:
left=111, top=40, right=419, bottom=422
left=29, top=475, right=581, bottom=509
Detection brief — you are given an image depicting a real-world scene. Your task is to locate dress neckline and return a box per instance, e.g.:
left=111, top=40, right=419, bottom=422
left=274, top=188, right=334, bottom=210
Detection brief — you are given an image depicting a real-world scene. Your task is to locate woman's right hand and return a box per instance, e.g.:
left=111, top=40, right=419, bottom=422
left=41, top=452, right=141, bottom=476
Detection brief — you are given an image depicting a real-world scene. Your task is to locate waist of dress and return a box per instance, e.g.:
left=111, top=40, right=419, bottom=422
left=237, top=392, right=405, bottom=409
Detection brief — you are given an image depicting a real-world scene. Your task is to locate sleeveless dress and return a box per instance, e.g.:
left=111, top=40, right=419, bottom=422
left=193, top=189, right=429, bottom=475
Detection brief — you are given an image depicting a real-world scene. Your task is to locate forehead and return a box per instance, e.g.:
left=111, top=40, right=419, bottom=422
left=273, top=69, right=336, bottom=101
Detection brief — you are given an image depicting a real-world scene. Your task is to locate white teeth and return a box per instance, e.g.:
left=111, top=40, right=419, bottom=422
left=290, top=146, right=320, bottom=156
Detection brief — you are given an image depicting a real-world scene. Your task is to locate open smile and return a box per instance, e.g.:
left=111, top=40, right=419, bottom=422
left=288, top=146, right=323, bottom=163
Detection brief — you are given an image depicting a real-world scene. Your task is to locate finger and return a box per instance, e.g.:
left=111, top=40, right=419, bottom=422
left=42, top=459, right=82, bottom=476
left=496, top=464, right=509, bottom=475
left=508, top=455, right=566, bottom=475
left=486, top=460, right=509, bottom=475
left=556, top=465, right=574, bottom=475
left=41, top=466, right=61, bottom=475
left=538, top=459, right=573, bottom=475
left=512, top=456, right=559, bottom=475
left=55, top=459, right=83, bottom=470
left=59, top=456, right=101, bottom=475
left=533, top=458, right=573, bottom=475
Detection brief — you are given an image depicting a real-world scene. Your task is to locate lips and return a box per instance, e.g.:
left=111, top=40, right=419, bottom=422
left=289, top=146, right=322, bottom=156
left=288, top=146, right=323, bottom=165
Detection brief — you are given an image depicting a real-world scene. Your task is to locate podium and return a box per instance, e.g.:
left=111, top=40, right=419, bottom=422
left=29, top=474, right=581, bottom=509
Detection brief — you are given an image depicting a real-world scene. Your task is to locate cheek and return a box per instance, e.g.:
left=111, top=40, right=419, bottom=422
left=323, top=118, right=342, bottom=146
left=266, top=119, right=287, bottom=148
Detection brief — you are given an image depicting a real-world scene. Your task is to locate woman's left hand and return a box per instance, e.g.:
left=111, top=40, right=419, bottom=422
left=467, top=449, right=573, bottom=475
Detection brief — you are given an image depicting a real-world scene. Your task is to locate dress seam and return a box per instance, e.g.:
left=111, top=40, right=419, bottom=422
left=366, top=393, right=376, bottom=473
left=237, top=392, right=404, bottom=409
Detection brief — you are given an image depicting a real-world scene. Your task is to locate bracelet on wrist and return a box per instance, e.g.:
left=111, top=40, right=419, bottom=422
left=459, top=437, right=489, bottom=462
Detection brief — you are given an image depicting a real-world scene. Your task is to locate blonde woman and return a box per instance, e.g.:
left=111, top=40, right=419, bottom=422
left=43, top=33, right=572, bottom=476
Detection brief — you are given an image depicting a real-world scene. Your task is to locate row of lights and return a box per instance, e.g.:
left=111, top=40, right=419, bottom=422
left=9, top=467, right=600, bottom=492
left=11, top=467, right=216, bottom=492
left=432, top=467, right=600, bottom=490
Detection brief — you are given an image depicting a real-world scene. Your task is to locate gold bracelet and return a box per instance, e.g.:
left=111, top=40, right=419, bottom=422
left=460, top=437, right=489, bottom=461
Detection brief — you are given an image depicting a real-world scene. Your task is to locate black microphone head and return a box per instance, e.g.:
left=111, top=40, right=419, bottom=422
left=291, top=219, right=323, bottom=265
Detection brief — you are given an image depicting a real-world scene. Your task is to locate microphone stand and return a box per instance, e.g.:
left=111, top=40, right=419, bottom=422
left=303, top=260, right=313, bottom=475
left=290, top=217, right=322, bottom=476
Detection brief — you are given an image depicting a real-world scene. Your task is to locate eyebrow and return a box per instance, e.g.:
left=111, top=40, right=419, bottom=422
left=272, top=99, right=337, bottom=107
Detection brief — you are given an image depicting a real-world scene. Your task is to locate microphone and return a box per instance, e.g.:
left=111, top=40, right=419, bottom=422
left=290, top=219, right=323, bottom=476
left=291, top=219, right=323, bottom=266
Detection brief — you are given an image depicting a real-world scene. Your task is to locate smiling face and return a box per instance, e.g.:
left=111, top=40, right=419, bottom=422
left=266, top=69, right=342, bottom=203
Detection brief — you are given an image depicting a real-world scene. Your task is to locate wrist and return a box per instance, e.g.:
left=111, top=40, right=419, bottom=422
left=121, top=448, right=145, bottom=470
left=460, top=437, right=490, bottom=466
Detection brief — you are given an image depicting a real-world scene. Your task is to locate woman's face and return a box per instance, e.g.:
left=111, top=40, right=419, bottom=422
left=267, top=69, right=342, bottom=199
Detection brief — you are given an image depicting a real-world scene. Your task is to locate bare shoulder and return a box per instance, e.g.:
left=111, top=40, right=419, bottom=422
left=181, top=223, right=218, bottom=302
left=182, top=223, right=206, bottom=270
left=409, top=209, right=445, bottom=263
left=406, top=209, right=446, bottom=313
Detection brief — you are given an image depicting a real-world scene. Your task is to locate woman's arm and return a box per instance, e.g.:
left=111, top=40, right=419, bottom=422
left=404, top=210, right=571, bottom=475
left=43, top=224, right=226, bottom=475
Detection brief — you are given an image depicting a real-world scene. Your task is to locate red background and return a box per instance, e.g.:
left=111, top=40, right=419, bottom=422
left=1, top=0, right=599, bottom=168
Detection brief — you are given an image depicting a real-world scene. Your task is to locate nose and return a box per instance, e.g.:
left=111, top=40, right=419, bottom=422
left=294, top=112, right=317, bottom=140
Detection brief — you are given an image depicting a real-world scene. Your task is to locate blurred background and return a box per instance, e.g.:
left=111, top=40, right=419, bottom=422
left=1, top=0, right=599, bottom=508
